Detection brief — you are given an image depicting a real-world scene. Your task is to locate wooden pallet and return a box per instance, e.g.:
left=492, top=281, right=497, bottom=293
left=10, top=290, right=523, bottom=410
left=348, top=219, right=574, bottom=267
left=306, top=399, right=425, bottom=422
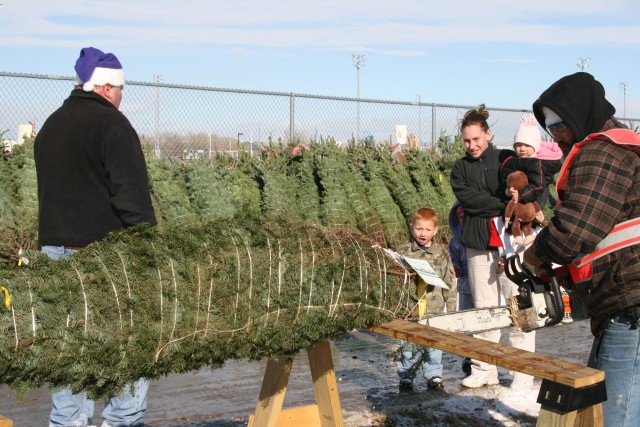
left=248, top=340, right=344, bottom=427
left=370, top=319, right=605, bottom=427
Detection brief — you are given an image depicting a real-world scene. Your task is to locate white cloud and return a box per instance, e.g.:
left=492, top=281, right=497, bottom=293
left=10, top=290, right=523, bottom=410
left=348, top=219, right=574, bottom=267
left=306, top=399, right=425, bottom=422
left=381, top=50, right=426, bottom=57
left=494, top=56, right=535, bottom=64
left=2, top=0, right=639, bottom=50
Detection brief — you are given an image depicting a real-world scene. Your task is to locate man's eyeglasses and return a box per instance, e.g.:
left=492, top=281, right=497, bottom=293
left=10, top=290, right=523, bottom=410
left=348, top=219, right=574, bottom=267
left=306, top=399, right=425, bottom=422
left=547, top=121, right=569, bottom=138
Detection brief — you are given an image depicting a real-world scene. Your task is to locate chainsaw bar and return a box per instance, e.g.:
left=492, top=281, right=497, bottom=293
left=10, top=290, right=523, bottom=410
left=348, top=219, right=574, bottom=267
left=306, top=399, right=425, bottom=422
left=418, top=307, right=514, bottom=333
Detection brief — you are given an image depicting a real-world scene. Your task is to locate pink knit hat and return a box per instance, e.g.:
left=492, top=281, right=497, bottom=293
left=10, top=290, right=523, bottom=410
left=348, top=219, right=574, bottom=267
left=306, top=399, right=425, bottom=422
left=514, top=114, right=541, bottom=155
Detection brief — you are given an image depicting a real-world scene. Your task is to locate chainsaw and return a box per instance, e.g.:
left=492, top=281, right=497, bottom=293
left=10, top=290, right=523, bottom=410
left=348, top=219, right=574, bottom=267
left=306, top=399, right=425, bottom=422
left=420, top=255, right=589, bottom=333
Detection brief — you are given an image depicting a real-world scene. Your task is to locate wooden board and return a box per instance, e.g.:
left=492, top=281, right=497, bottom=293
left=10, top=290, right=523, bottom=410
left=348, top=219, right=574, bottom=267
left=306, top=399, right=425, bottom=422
left=249, top=405, right=321, bottom=427
left=0, top=414, right=12, bottom=427
left=370, top=319, right=604, bottom=389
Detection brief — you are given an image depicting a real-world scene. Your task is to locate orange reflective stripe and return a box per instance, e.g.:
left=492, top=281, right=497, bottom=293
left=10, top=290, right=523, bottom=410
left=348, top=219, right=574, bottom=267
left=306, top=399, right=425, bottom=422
left=568, top=262, right=592, bottom=284
left=557, top=129, right=640, bottom=282
left=556, top=129, right=640, bottom=196
left=574, top=219, right=640, bottom=267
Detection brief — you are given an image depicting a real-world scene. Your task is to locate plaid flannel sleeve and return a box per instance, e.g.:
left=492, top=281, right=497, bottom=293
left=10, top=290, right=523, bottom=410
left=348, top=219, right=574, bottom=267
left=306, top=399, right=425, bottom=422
left=533, top=140, right=636, bottom=265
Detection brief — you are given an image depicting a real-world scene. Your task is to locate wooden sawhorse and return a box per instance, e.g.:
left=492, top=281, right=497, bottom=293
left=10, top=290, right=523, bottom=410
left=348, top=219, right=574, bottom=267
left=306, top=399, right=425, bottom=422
left=248, top=340, right=344, bottom=427
left=371, top=319, right=606, bottom=427
left=0, top=414, right=12, bottom=427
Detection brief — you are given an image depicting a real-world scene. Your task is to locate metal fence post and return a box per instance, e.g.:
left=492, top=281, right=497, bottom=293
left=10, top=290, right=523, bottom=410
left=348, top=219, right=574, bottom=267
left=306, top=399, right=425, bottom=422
left=431, top=103, right=437, bottom=149
left=290, top=93, right=295, bottom=143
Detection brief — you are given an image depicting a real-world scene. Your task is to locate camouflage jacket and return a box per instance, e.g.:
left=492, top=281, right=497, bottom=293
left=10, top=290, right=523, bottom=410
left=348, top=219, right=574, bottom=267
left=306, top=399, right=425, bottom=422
left=396, top=239, right=457, bottom=314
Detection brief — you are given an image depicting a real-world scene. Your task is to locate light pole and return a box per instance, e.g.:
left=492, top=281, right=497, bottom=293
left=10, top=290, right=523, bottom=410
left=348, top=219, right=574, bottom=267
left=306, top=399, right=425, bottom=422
left=620, top=82, right=629, bottom=118
left=153, top=74, right=163, bottom=159
left=576, top=57, right=591, bottom=71
left=352, top=54, right=365, bottom=144
left=237, top=132, right=243, bottom=157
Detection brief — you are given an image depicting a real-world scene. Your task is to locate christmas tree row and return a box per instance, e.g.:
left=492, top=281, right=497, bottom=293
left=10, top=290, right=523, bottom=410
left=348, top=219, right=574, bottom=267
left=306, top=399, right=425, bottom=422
left=0, top=137, right=461, bottom=397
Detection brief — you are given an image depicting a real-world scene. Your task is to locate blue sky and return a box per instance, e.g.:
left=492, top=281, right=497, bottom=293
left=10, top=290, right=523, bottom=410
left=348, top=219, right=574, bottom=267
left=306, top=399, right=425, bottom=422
left=2, top=0, right=640, bottom=117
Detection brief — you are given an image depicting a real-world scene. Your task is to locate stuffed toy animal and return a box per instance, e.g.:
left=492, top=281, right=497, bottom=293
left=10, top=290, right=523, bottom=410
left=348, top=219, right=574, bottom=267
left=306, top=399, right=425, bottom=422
left=504, top=171, right=542, bottom=247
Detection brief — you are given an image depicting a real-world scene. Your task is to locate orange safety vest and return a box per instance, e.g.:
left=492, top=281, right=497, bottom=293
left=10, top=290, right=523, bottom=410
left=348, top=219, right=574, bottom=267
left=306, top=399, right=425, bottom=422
left=556, top=129, right=640, bottom=284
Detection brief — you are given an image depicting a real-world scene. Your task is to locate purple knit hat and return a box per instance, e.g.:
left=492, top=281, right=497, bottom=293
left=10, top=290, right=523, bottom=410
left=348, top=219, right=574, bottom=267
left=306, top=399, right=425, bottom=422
left=74, top=47, right=125, bottom=92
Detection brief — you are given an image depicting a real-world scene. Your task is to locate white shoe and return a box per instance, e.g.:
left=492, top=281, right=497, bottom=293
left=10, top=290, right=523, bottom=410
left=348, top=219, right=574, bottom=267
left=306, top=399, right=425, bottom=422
left=461, top=372, right=499, bottom=388
left=510, top=376, right=534, bottom=391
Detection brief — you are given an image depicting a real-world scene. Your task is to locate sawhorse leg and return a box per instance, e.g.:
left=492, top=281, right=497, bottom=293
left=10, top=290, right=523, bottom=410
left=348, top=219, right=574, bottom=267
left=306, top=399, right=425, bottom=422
left=535, top=378, right=605, bottom=427
left=248, top=340, right=344, bottom=427
left=537, top=404, right=603, bottom=427
left=0, top=414, right=12, bottom=427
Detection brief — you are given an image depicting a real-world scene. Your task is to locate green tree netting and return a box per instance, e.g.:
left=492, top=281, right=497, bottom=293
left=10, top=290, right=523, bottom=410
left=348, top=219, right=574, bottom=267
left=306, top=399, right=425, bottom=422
left=0, top=220, right=410, bottom=398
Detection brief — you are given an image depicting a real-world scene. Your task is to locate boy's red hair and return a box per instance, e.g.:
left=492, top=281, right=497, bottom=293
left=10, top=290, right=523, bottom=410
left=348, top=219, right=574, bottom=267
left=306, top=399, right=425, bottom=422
left=412, top=207, right=438, bottom=226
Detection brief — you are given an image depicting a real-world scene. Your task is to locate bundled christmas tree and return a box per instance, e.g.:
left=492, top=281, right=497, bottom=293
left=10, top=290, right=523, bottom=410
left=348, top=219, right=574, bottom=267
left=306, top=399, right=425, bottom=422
left=354, top=147, right=409, bottom=248
left=0, top=138, right=38, bottom=267
left=0, top=219, right=409, bottom=398
left=255, top=145, right=301, bottom=220
left=288, top=145, right=321, bottom=224
left=146, top=157, right=199, bottom=226
left=315, top=143, right=358, bottom=230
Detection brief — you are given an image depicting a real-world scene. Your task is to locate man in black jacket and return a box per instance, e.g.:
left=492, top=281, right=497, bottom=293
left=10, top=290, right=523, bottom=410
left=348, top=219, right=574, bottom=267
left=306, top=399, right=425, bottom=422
left=35, top=47, right=156, bottom=427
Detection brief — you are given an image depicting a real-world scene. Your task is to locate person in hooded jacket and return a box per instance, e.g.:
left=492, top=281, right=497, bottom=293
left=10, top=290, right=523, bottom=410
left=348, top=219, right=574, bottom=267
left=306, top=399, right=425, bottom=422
left=448, top=202, right=472, bottom=311
left=448, top=201, right=473, bottom=376
left=524, top=72, right=640, bottom=426
left=450, top=105, right=536, bottom=391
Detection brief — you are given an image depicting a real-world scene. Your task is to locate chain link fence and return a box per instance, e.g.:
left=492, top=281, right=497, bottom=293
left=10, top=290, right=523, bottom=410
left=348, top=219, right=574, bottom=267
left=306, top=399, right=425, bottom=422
left=2, top=72, right=639, bottom=159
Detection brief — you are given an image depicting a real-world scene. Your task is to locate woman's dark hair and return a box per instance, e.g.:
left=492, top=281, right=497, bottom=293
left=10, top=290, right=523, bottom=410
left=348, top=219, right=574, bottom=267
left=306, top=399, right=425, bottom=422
left=460, top=104, right=490, bottom=133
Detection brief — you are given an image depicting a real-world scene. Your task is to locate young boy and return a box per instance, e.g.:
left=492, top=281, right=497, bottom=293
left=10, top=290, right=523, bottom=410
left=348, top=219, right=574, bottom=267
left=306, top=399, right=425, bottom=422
left=396, top=207, right=457, bottom=390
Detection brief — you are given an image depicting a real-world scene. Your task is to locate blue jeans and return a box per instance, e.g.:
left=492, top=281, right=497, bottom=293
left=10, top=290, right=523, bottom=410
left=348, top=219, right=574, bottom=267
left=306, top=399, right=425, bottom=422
left=457, top=291, right=474, bottom=311
left=42, top=246, right=149, bottom=427
left=595, top=311, right=640, bottom=427
left=396, top=341, right=443, bottom=381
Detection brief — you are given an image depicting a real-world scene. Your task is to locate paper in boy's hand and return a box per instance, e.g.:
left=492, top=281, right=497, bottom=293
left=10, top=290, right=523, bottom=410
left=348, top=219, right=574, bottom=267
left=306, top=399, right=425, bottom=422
left=400, top=256, right=449, bottom=289
left=372, top=244, right=405, bottom=267
left=373, top=245, right=448, bottom=289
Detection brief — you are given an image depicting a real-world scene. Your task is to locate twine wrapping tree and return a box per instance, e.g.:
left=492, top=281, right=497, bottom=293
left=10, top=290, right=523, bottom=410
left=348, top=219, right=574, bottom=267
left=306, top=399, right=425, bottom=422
left=0, top=219, right=411, bottom=398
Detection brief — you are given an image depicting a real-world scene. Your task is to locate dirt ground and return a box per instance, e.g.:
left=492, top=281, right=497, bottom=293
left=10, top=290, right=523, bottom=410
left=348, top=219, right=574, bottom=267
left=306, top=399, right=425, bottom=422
left=0, top=319, right=594, bottom=427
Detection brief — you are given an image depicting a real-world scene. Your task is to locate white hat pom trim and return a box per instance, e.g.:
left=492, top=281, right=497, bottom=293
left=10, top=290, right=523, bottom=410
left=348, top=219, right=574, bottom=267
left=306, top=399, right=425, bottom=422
left=78, top=67, right=125, bottom=92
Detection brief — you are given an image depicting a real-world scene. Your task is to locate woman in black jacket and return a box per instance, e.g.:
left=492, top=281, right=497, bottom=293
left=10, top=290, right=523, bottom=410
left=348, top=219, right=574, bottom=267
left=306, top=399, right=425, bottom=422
left=450, top=105, right=536, bottom=391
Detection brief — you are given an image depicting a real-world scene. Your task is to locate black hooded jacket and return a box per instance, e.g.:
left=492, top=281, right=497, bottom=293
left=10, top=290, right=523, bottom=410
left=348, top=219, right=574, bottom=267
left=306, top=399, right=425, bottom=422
left=450, top=146, right=515, bottom=251
left=532, top=72, right=615, bottom=142
left=529, top=73, right=640, bottom=336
